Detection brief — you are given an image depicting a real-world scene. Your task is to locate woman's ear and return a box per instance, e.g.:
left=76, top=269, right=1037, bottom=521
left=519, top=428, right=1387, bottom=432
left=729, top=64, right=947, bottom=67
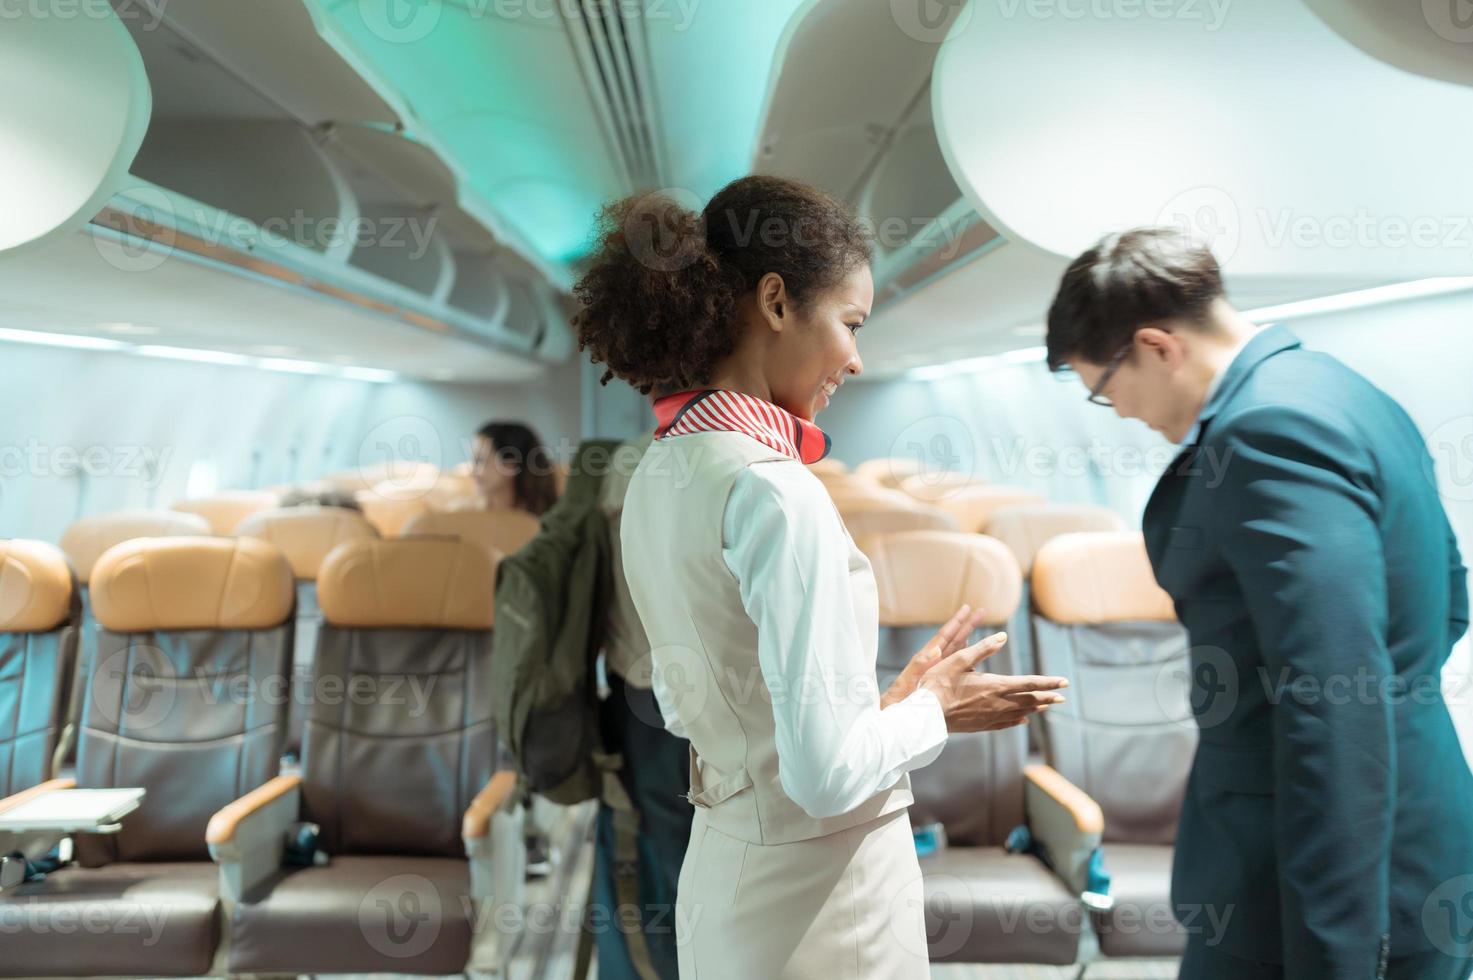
left=757, top=272, right=788, bottom=332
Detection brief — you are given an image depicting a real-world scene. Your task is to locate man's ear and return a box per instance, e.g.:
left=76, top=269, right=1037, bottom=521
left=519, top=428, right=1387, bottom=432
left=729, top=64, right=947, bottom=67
left=757, top=272, right=787, bottom=332
left=1135, top=325, right=1183, bottom=368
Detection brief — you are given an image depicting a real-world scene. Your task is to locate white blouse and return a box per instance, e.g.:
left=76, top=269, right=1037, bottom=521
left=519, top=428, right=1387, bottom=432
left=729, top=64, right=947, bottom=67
left=652, top=459, right=949, bottom=820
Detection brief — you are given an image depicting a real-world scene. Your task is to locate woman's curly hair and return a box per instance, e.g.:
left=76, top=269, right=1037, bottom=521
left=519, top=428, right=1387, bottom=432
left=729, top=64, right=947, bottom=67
left=572, top=175, right=872, bottom=395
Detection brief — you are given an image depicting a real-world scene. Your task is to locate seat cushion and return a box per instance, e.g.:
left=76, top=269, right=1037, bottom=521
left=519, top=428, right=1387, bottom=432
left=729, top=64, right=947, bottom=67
left=227, top=855, right=473, bottom=975
left=1093, top=842, right=1188, bottom=957
left=920, top=847, right=1085, bottom=964
left=0, top=861, right=220, bottom=977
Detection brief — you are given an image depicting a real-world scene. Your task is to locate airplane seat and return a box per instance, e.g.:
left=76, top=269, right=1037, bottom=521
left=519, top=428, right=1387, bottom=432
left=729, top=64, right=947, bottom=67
left=984, top=504, right=1130, bottom=677
left=898, top=470, right=986, bottom=499
left=0, top=536, right=295, bottom=978
left=925, top=485, right=1048, bottom=534
left=402, top=507, right=537, bottom=562
left=1031, top=531, right=1196, bottom=958
left=805, top=457, right=848, bottom=477
left=235, top=505, right=379, bottom=759
left=854, top=456, right=924, bottom=489
left=321, top=460, right=440, bottom=495
left=840, top=499, right=960, bottom=554
left=216, top=537, right=521, bottom=977
left=171, top=490, right=281, bottom=535
left=0, top=540, right=79, bottom=798
left=866, top=530, right=1100, bottom=965
left=55, top=509, right=214, bottom=765
left=355, top=478, right=438, bottom=536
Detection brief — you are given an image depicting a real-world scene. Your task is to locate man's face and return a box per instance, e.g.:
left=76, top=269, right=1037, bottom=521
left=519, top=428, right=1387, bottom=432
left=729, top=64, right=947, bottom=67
left=1069, top=326, right=1208, bottom=444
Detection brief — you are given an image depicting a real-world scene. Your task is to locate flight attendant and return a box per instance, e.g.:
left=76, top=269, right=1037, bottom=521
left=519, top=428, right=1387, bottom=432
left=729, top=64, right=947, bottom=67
left=572, top=175, right=1070, bottom=979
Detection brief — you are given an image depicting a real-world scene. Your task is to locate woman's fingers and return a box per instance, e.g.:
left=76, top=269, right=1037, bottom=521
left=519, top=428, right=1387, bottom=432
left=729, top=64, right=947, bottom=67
left=1004, top=690, right=1068, bottom=706
left=946, top=631, right=1008, bottom=671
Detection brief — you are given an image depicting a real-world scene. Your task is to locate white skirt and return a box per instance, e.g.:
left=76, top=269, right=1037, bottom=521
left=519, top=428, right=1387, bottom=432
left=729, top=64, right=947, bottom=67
left=675, top=806, right=931, bottom=979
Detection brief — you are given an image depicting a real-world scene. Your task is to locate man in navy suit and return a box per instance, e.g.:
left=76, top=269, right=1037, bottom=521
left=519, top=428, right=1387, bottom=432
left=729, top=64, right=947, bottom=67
left=1045, top=228, right=1472, bottom=979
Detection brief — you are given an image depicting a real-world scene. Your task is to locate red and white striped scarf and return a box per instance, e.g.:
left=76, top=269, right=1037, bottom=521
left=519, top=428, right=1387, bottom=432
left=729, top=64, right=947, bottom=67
left=652, top=389, right=833, bottom=464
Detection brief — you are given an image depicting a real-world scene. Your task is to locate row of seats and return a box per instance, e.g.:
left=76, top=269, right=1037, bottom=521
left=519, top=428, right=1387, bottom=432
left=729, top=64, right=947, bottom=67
left=0, top=535, right=522, bottom=977
left=54, top=505, right=541, bottom=761
left=861, top=528, right=1192, bottom=966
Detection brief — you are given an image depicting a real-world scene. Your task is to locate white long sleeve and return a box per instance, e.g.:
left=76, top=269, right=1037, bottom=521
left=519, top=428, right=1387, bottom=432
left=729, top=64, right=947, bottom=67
left=715, top=460, right=948, bottom=820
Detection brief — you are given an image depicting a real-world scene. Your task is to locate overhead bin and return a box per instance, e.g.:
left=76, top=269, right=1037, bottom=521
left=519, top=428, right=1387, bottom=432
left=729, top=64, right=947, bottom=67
left=753, top=0, right=991, bottom=312
left=1301, top=0, right=1473, bottom=90
left=0, top=4, right=151, bottom=257
left=933, top=0, right=1473, bottom=279
left=131, top=121, right=361, bottom=262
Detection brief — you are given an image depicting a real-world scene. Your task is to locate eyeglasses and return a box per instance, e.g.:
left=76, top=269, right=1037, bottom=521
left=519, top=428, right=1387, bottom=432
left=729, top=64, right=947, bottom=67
left=1085, top=342, right=1134, bottom=407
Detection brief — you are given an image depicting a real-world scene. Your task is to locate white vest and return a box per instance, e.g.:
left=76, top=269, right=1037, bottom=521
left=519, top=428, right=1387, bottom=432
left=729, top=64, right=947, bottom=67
left=620, top=431, right=913, bottom=845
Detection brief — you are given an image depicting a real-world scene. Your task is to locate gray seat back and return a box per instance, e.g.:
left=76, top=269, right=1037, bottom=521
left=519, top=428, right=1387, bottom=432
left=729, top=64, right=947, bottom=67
left=867, top=530, right=1027, bottom=846
left=304, top=537, right=497, bottom=857
left=0, top=540, right=80, bottom=797
left=1030, top=532, right=1195, bottom=844
left=78, top=536, right=295, bottom=864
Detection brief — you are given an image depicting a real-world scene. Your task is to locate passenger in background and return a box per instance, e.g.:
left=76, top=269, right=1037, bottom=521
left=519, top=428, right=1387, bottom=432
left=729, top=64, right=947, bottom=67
left=1047, top=228, right=1473, bottom=980
left=470, top=420, right=559, bottom=516
left=590, top=430, right=691, bottom=980
left=277, top=484, right=361, bottom=511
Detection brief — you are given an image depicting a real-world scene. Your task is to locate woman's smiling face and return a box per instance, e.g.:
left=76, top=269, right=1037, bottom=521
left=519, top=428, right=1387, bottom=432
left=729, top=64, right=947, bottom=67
left=767, top=263, right=871, bottom=421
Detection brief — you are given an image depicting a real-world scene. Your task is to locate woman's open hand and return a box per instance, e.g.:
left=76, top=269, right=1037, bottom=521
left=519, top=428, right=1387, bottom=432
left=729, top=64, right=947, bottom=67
left=879, top=603, right=991, bottom=709
left=919, top=631, right=1070, bottom=732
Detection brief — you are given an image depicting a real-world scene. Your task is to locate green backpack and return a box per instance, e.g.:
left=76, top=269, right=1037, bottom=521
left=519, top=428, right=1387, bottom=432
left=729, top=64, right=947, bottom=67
left=490, top=439, right=621, bottom=805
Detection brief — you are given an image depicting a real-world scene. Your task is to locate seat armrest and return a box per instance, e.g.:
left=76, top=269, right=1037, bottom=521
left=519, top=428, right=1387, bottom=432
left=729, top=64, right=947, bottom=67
left=207, top=774, right=302, bottom=903
left=1023, top=764, right=1105, bottom=900
left=464, top=771, right=526, bottom=973
left=463, top=770, right=519, bottom=840
left=463, top=771, right=525, bottom=902
left=0, top=778, right=78, bottom=887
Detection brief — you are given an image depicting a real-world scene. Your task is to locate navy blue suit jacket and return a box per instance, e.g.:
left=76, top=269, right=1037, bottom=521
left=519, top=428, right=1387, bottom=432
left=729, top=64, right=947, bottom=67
left=1142, top=325, right=1472, bottom=975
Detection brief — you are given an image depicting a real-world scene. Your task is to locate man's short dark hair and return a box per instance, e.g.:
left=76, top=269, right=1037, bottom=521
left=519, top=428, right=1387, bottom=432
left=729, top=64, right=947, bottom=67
left=1045, top=227, right=1225, bottom=371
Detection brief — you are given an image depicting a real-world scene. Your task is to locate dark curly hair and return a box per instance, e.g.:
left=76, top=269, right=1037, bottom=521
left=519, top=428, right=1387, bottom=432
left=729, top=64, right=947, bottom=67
left=572, top=175, right=873, bottom=394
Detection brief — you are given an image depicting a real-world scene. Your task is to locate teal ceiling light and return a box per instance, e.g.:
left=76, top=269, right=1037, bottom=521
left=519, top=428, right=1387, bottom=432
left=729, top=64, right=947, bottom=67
left=305, top=0, right=807, bottom=280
